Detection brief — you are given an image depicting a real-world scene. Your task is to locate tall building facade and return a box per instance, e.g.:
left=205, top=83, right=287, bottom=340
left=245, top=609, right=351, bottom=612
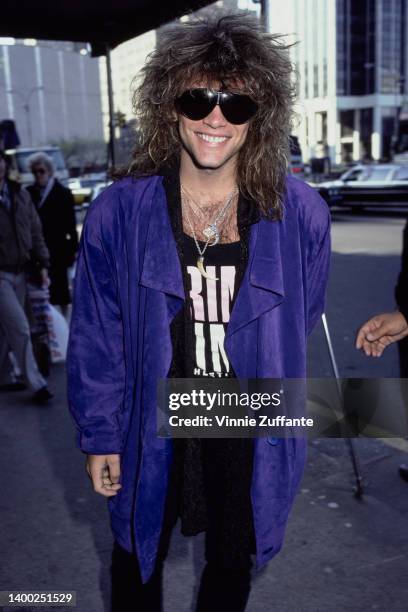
left=269, top=0, right=408, bottom=163
left=98, top=31, right=156, bottom=142
left=0, top=39, right=103, bottom=147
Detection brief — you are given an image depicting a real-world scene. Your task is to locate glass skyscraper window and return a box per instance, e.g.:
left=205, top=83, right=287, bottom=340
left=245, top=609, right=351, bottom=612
left=336, top=0, right=346, bottom=95
left=380, top=0, right=404, bottom=94
left=336, top=0, right=375, bottom=95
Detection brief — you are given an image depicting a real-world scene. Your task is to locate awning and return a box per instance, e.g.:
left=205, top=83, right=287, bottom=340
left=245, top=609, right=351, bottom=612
left=2, top=0, right=217, bottom=164
left=2, top=0, right=217, bottom=56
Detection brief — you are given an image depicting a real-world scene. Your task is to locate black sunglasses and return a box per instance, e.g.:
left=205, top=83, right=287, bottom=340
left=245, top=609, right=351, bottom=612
left=33, top=167, right=46, bottom=175
left=175, top=88, right=258, bottom=125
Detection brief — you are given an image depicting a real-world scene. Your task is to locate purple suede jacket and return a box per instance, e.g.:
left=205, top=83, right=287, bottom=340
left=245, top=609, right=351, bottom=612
left=66, top=173, right=331, bottom=582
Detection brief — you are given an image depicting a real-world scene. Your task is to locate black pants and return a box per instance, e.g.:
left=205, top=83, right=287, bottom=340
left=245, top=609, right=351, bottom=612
left=111, top=472, right=253, bottom=612
left=110, top=541, right=252, bottom=612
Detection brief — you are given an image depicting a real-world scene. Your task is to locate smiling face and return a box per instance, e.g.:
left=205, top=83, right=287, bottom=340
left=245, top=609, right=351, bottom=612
left=177, top=85, right=250, bottom=174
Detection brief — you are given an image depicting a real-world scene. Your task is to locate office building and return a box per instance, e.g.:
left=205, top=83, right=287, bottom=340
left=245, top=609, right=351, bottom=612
left=269, top=0, right=408, bottom=162
left=0, top=39, right=103, bottom=147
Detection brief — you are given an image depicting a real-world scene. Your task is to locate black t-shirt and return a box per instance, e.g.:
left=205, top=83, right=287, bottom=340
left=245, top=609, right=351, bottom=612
left=173, top=233, right=256, bottom=565
left=182, top=232, right=241, bottom=378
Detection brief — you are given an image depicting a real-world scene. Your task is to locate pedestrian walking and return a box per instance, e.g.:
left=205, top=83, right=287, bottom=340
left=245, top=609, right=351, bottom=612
left=310, top=141, right=330, bottom=182
left=27, top=152, right=78, bottom=320
left=67, top=14, right=331, bottom=611
left=0, top=149, right=53, bottom=403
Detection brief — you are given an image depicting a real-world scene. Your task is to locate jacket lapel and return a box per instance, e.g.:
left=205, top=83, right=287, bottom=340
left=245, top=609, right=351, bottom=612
left=139, top=179, right=185, bottom=303
left=226, top=217, right=285, bottom=337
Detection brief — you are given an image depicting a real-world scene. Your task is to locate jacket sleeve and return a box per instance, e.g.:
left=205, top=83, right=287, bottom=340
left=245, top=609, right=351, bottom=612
left=395, top=219, right=408, bottom=321
left=27, top=191, right=50, bottom=269
left=306, top=201, right=331, bottom=336
left=66, top=195, right=125, bottom=454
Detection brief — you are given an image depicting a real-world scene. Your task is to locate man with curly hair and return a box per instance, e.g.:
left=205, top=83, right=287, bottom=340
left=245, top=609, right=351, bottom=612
left=67, top=14, right=331, bottom=611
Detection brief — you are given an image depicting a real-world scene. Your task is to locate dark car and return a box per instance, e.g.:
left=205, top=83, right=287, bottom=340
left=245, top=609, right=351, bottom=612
left=289, top=135, right=305, bottom=176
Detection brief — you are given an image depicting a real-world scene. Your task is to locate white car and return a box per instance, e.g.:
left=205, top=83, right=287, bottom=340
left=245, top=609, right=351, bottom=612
left=314, top=164, right=408, bottom=209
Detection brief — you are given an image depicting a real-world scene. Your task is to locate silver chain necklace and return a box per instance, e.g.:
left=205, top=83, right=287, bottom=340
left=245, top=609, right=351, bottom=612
left=181, top=185, right=238, bottom=281
left=181, top=184, right=238, bottom=246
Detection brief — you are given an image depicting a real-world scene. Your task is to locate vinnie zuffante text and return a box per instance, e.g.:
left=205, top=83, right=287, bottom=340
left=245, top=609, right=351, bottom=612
left=166, top=390, right=314, bottom=429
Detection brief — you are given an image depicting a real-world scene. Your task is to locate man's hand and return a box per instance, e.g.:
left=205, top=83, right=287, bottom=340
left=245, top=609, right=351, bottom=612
left=86, top=454, right=122, bottom=497
left=355, top=311, right=408, bottom=357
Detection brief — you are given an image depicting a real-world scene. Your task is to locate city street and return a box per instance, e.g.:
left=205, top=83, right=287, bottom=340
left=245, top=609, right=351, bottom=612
left=1, top=210, right=408, bottom=612
left=2, top=0, right=408, bottom=609
left=309, top=209, right=407, bottom=378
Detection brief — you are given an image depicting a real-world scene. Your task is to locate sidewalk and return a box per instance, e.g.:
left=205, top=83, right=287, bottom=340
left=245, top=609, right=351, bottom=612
left=0, top=363, right=407, bottom=612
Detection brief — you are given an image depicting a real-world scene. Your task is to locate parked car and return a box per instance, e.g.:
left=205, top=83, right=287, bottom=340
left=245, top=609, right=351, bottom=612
left=313, top=164, right=408, bottom=210
left=68, top=173, right=107, bottom=206
left=289, top=135, right=305, bottom=176
left=5, top=146, right=68, bottom=186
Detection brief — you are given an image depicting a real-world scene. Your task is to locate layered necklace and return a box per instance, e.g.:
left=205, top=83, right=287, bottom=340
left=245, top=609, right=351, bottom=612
left=181, top=184, right=238, bottom=281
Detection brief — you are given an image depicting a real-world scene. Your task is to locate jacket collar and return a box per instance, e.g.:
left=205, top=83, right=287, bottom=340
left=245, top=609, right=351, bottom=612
left=139, top=174, right=285, bottom=331
left=139, top=177, right=185, bottom=300
left=226, top=216, right=284, bottom=337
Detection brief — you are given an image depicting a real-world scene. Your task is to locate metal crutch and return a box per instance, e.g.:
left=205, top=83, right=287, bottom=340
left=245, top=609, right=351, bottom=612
left=321, top=313, right=364, bottom=498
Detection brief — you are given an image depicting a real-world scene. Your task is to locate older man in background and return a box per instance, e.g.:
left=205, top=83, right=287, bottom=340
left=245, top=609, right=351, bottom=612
left=27, top=153, right=78, bottom=320
left=0, top=149, right=53, bottom=403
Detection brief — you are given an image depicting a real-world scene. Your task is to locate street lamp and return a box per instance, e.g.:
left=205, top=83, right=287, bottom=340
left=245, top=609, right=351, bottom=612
left=6, top=86, right=44, bottom=147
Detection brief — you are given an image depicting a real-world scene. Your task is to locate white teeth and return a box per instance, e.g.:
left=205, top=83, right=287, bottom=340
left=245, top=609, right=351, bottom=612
left=197, top=133, right=227, bottom=143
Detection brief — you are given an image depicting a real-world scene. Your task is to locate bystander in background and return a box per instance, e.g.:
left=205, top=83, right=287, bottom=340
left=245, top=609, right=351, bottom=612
left=27, top=153, right=78, bottom=320
left=356, top=218, right=408, bottom=482
left=0, top=149, right=53, bottom=403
